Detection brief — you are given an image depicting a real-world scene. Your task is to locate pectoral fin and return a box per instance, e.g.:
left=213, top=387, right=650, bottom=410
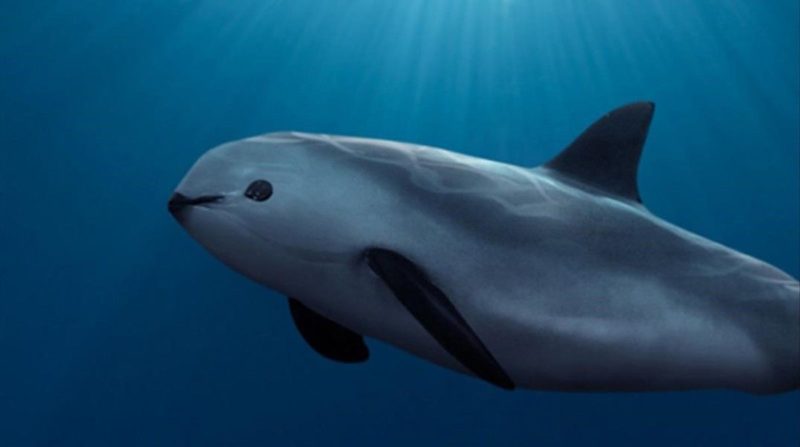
left=288, top=297, right=369, bottom=363
left=366, top=248, right=514, bottom=390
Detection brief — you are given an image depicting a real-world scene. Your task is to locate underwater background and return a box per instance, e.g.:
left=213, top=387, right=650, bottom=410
left=0, top=1, right=798, bottom=445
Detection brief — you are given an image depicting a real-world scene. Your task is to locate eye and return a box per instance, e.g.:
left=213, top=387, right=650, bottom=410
left=244, top=179, right=273, bottom=202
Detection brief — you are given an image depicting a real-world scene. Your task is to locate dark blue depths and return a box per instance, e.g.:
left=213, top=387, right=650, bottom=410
left=0, top=1, right=797, bottom=445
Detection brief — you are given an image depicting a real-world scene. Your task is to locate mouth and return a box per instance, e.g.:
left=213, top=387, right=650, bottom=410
left=168, top=192, right=224, bottom=220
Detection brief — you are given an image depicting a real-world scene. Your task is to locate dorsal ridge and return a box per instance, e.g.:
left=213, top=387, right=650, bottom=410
left=543, top=101, right=655, bottom=203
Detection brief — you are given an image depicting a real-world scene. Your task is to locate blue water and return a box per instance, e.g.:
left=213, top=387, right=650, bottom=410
left=1, top=1, right=798, bottom=445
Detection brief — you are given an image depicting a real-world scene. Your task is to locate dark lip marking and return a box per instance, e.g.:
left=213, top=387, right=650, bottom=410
left=168, top=192, right=224, bottom=215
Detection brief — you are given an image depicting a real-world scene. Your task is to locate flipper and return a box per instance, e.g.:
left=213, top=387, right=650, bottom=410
left=544, top=101, right=655, bottom=203
left=366, top=248, right=515, bottom=390
left=288, top=297, right=369, bottom=363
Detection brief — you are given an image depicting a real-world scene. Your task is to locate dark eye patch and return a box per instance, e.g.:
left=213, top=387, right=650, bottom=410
left=245, top=180, right=273, bottom=202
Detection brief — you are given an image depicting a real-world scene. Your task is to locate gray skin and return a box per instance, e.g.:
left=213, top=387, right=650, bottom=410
left=171, top=119, right=799, bottom=394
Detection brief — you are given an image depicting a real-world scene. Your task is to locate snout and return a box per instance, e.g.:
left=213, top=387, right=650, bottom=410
left=168, top=192, right=224, bottom=219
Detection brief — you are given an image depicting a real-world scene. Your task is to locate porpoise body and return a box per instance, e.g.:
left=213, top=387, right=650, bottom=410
left=169, top=102, right=799, bottom=393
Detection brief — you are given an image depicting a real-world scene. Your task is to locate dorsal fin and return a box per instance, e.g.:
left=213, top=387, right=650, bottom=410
left=544, top=102, right=655, bottom=203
